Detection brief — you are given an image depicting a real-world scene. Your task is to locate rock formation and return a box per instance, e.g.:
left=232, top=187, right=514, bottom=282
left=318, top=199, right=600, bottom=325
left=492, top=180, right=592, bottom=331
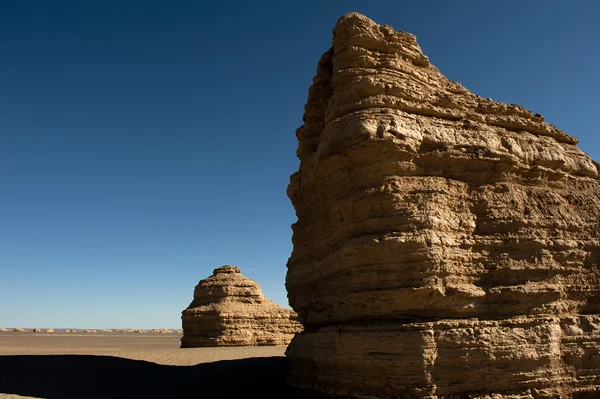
left=45, top=328, right=54, bottom=333
left=286, top=12, right=600, bottom=399
left=0, top=328, right=8, bottom=332
left=13, top=328, right=25, bottom=332
left=181, top=265, right=302, bottom=347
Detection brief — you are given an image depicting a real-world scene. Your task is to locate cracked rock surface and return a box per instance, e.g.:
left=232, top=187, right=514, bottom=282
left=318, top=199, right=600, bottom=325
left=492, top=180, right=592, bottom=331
left=286, top=12, right=600, bottom=399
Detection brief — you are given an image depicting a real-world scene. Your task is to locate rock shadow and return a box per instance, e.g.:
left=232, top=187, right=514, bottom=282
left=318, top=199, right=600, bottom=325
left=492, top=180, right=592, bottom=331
left=0, top=355, right=290, bottom=398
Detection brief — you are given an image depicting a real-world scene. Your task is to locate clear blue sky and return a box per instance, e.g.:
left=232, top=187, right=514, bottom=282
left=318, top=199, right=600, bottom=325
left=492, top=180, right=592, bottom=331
left=1, top=1, right=598, bottom=329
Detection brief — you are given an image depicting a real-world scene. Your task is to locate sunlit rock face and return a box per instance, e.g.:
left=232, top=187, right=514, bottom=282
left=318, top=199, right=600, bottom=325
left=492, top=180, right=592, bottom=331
left=181, top=265, right=302, bottom=347
left=285, top=12, right=600, bottom=399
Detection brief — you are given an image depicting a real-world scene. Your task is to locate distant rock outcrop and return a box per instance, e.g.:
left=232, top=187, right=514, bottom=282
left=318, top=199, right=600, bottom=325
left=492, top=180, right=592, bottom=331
left=13, top=328, right=25, bottom=332
left=149, top=328, right=173, bottom=334
left=0, top=328, right=8, bottom=332
left=286, top=12, right=600, bottom=399
left=45, top=328, right=54, bottom=333
left=181, top=265, right=302, bottom=347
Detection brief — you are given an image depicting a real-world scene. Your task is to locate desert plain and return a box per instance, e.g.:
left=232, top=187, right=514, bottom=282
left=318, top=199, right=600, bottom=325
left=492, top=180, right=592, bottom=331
left=0, top=330, right=289, bottom=398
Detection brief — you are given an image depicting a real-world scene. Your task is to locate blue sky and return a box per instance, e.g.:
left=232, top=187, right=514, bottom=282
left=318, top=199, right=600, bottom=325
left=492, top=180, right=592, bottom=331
left=1, top=1, right=598, bottom=329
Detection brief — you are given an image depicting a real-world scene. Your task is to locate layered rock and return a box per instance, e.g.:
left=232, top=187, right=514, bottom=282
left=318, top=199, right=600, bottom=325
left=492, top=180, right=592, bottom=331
left=181, top=265, right=302, bottom=347
left=286, top=12, right=600, bottom=399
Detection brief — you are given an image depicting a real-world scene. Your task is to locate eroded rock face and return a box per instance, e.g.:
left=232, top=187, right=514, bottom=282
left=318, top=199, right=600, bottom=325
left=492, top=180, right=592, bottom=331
left=181, top=265, right=302, bottom=347
left=286, top=12, right=600, bottom=399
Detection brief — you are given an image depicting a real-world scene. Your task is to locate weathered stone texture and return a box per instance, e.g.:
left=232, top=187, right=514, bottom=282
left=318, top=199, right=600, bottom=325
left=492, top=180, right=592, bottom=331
left=286, top=12, right=600, bottom=399
left=181, top=265, right=302, bottom=347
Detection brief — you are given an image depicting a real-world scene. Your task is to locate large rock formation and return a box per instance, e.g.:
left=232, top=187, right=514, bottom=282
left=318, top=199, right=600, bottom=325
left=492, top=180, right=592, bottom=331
left=181, top=265, right=302, bottom=347
left=286, top=12, right=600, bottom=399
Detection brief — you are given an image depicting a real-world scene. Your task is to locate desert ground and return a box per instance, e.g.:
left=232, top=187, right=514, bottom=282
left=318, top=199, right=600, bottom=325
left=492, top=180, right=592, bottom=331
left=0, top=330, right=289, bottom=398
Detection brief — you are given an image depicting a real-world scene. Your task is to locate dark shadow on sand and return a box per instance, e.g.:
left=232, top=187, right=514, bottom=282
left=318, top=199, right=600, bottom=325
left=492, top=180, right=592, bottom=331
left=0, top=355, right=292, bottom=398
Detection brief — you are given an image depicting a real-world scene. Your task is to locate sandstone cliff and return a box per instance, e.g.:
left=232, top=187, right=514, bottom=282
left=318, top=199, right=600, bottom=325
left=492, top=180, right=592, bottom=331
left=286, top=12, right=600, bottom=399
left=181, top=265, right=302, bottom=347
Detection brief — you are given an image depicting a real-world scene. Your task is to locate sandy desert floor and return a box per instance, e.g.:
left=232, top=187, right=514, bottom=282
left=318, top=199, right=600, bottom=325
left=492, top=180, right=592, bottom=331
left=0, top=331, right=291, bottom=398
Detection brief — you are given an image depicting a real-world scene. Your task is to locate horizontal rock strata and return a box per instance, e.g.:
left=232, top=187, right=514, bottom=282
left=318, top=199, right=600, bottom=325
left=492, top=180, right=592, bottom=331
left=181, top=265, right=302, bottom=347
left=286, top=12, right=600, bottom=399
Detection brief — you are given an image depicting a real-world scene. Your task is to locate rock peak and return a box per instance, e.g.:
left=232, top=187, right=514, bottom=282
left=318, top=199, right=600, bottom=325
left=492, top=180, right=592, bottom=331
left=336, top=12, right=375, bottom=26
left=212, top=265, right=241, bottom=275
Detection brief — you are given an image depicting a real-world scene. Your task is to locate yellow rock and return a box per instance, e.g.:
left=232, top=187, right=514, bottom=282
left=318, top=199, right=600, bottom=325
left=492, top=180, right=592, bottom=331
left=286, top=12, right=600, bottom=399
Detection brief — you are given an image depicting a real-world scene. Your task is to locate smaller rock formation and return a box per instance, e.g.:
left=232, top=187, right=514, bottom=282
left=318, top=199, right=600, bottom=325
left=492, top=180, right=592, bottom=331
left=181, top=265, right=302, bottom=347
left=0, top=328, right=8, bottom=332
left=13, top=328, right=25, bottom=332
left=33, top=328, right=41, bottom=333
left=45, top=328, right=54, bottom=333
